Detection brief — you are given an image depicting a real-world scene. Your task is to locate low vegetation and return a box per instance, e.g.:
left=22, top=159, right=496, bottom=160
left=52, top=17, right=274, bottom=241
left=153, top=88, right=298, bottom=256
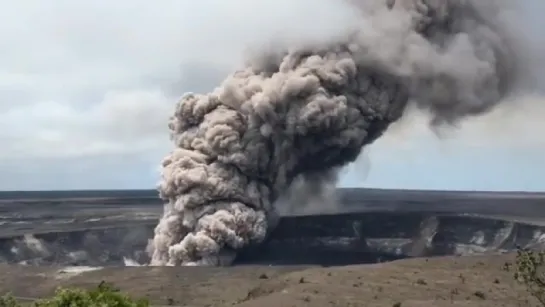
left=0, top=281, right=148, bottom=307
left=512, top=248, right=545, bottom=306
left=1, top=249, right=545, bottom=306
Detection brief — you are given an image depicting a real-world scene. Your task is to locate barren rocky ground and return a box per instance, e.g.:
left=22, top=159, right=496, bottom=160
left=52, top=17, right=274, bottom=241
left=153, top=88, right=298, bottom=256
left=0, top=253, right=539, bottom=307
left=3, top=190, right=545, bottom=306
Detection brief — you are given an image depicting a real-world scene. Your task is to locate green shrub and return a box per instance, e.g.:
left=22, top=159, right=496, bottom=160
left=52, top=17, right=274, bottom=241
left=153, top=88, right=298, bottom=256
left=0, top=293, right=19, bottom=307
left=0, top=282, right=149, bottom=307
left=514, top=248, right=545, bottom=306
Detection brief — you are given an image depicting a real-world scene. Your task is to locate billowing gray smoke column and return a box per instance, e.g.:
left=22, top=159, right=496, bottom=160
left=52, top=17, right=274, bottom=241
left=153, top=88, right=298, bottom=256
left=149, top=0, right=517, bottom=266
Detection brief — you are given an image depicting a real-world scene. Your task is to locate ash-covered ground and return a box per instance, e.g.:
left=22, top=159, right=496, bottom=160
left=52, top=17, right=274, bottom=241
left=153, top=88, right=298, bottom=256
left=1, top=188, right=545, bottom=267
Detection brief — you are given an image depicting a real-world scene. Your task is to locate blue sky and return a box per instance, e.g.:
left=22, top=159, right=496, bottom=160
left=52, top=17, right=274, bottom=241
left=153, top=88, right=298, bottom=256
left=0, top=0, right=544, bottom=191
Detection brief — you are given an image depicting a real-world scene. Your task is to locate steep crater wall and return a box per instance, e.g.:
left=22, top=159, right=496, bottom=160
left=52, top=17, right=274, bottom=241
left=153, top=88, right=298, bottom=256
left=1, top=212, right=545, bottom=266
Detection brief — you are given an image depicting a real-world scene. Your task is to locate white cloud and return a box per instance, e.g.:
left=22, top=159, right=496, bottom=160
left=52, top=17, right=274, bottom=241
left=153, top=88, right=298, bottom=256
left=0, top=0, right=362, bottom=190
left=374, top=94, right=545, bottom=150
left=0, top=90, right=173, bottom=159
left=0, top=0, right=544, bottom=190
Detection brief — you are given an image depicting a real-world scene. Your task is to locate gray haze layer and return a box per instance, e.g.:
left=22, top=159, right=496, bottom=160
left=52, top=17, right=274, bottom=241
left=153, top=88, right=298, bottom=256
left=149, top=0, right=520, bottom=266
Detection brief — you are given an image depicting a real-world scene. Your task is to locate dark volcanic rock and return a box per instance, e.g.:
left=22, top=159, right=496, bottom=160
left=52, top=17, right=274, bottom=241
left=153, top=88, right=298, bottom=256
left=0, top=212, right=544, bottom=266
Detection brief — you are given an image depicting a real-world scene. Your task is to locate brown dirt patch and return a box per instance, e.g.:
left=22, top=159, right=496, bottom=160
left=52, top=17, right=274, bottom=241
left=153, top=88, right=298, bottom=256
left=0, top=253, right=538, bottom=307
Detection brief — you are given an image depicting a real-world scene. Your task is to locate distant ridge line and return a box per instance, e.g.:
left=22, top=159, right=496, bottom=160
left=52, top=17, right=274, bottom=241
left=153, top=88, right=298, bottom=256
left=0, top=189, right=159, bottom=200
left=0, top=187, right=544, bottom=200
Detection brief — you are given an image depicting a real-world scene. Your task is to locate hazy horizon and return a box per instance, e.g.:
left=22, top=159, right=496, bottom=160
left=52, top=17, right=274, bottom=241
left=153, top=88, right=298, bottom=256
left=2, top=187, right=544, bottom=194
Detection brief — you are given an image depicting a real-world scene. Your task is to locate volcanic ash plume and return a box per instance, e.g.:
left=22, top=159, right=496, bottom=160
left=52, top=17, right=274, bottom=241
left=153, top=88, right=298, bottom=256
left=149, top=0, right=518, bottom=266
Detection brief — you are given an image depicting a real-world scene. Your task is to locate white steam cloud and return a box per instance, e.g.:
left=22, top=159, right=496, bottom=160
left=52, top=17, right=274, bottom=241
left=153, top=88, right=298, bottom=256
left=148, top=0, right=530, bottom=266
